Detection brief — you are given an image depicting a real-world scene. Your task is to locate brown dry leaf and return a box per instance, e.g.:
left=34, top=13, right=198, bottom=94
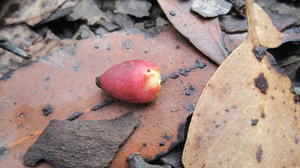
left=23, top=113, right=139, bottom=168
left=157, top=0, right=228, bottom=65
left=0, top=26, right=217, bottom=168
left=183, top=1, right=300, bottom=168
left=222, top=32, right=247, bottom=53
left=2, top=0, right=67, bottom=25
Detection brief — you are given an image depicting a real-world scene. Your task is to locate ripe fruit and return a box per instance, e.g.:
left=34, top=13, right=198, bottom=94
left=95, top=60, right=161, bottom=103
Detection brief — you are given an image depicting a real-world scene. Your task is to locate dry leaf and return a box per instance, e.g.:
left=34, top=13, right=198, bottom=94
left=68, top=0, right=106, bottom=25
left=0, top=25, right=40, bottom=51
left=183, top=2, right=299, bottom=168
left=127, top=153, right=171, bottom=168
left=72, top=25, right=95, bottom=40
left=3, top=0, right=67, bottom=26
left=270, top=2, right=300, bottom=25
left=0, top=25, right=60, bottom=79
left=0, top=26, right=217, bottom=168
left=114, top=0, right=152, bottom=18
left=38, top=0, right=79, bottom=25
left=23, top=113, right=139, bottom=168
left=219, top=15, right=248, bottom=33
left=157, top=0, right=228, bottom=65
left=222, top=32, right=247, bottom=53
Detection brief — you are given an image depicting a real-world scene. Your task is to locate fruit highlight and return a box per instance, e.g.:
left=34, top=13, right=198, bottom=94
left=95, top=60, right=161, bottom=103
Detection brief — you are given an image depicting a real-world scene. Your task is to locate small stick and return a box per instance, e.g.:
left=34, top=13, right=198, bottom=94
left=0, top=36, right=31, bottom=59
left=6, top=130, right=43, bottom=148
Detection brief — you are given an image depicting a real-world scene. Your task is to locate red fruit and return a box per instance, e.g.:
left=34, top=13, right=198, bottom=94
left=95, top=60, right=161, bottom=103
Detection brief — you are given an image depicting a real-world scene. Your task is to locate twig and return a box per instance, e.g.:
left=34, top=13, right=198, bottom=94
left=0, top=36, right=31, bottom=59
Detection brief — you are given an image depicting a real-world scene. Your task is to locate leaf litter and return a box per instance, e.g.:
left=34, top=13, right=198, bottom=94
left=1, top=0, right=300, bottom=168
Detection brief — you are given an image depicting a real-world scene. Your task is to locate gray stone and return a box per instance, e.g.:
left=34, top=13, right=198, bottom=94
left=191, top=0, right=232, bottom=18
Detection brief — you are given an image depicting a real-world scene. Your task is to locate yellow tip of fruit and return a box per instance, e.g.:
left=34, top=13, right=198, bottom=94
left=145, top=69, right=161, bottom=90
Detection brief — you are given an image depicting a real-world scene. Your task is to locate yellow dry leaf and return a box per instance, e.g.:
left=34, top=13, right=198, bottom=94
left=183, top=2, right=300, bottom=168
